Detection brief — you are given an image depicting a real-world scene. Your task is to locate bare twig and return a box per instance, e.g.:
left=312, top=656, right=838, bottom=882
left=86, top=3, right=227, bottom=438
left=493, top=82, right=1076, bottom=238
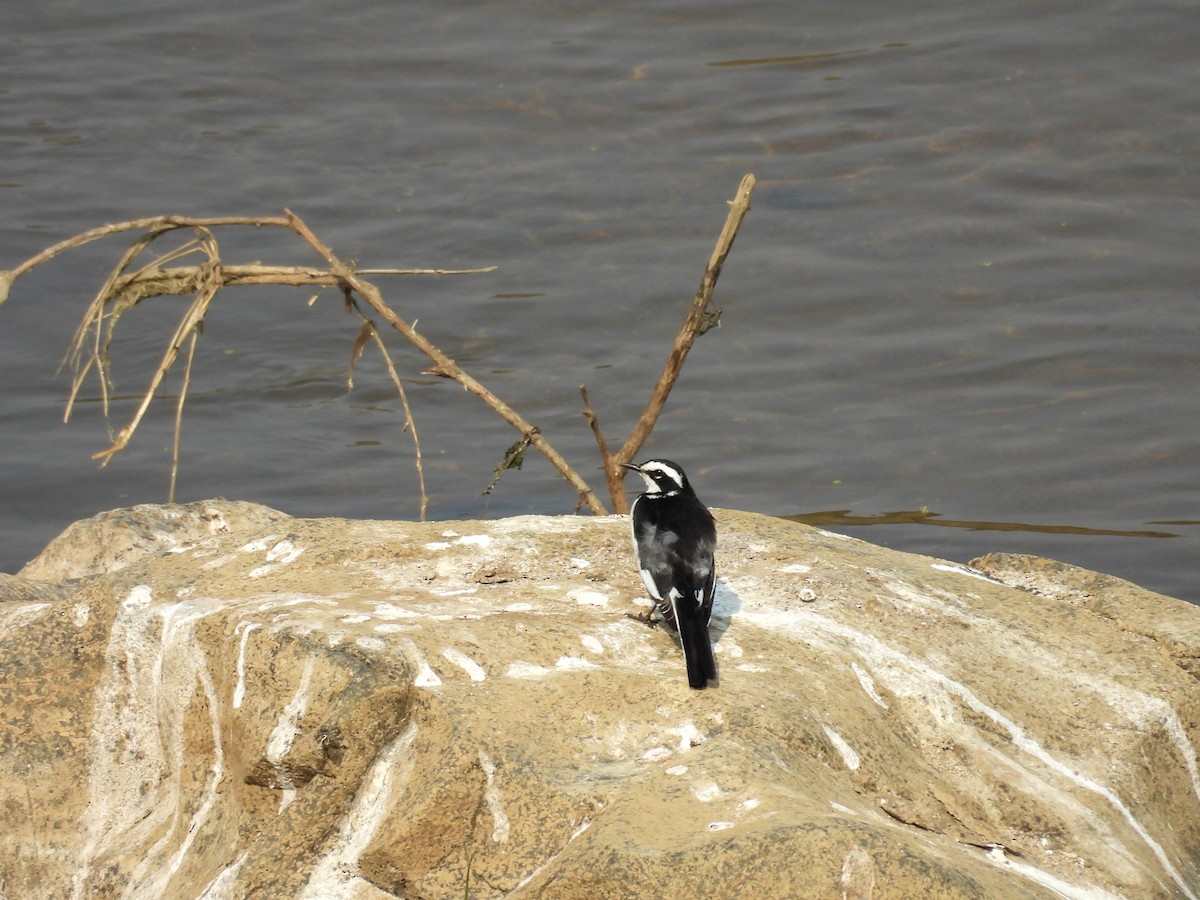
left=362, top=321, right=429, bottom=521
left=284, top=209, right=608, bottom=515
left=5, top=174, right=755, bottom=519
left=580, top=384, right=627, bottom=514
left=108, top=263, right=497, bottom=300
left=2, top=215, right=292, bottom=294
left=615, top=173, right=755, bottom=480
left=85, top=232, right=222, bottom=466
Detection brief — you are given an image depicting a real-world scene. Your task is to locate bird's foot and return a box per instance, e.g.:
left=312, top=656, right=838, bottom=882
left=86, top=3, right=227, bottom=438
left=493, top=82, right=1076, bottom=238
left=624, top=609, right=658, bottom=628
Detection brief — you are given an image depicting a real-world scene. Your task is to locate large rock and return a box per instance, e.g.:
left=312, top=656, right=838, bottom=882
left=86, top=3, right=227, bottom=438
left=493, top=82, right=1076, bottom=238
left=2, top=499, right=1198, bottom=898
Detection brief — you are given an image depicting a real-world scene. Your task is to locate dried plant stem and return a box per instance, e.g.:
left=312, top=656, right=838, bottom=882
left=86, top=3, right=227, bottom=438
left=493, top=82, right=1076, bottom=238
left=580, top=385, right=628, bottom=513
left=5, top=174, right=754, bottom=518
left=585, top=173, right=756, bottom=510
left=285, top=210, right=607, bottom=515
left=2, top=216, right=291, bottom=293
left=91, top=242, right=224, bottom=466
left=617, top=174, right=755, bottom=464
left=108, top=263, right=497, bottom=298
left=367, top=322, right=429, bottom=522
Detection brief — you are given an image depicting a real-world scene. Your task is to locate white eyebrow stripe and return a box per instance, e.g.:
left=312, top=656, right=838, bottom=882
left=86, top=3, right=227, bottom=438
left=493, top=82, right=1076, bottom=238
left=639, top=461, right=684, bottom=487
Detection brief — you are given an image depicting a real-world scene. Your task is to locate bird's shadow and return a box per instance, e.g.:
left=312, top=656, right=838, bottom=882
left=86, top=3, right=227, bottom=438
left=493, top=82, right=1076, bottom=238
left=709, top=578, right=741, bottom=641
left=707, top=579, right=741, bottom=687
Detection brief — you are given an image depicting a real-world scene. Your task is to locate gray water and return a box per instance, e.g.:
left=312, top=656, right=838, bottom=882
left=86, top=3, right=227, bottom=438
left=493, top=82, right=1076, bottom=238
left=4, top=0, right=1199, bottom=602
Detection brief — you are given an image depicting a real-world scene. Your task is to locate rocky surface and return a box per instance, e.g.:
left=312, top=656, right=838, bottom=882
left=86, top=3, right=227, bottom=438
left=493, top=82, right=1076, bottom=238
left=2, top=499, right=1199, bottom=899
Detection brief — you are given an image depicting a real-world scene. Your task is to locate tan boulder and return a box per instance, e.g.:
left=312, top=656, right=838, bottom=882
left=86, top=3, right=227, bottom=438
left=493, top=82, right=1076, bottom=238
left=1, top=500, right=1198, bottom=898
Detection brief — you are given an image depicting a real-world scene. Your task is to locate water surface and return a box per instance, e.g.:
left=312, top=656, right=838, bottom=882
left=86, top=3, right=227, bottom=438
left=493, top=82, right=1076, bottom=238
left=3, top=0, right=1198, bottom=601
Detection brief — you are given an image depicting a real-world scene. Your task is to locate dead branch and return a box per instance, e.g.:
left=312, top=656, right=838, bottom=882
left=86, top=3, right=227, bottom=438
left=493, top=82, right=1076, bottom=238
left=283, top=210, right=608, bottom=515
left=111, top=264, right=498, bottom=300
left=584, top=173, right=756, bottom=510
left=4, top=173, right=756, bottom=520
left=1, top=215, right=291, bottom=297
left=580, top=385, right=628, bottom=513
left=349, top=319, right=430, bottom=521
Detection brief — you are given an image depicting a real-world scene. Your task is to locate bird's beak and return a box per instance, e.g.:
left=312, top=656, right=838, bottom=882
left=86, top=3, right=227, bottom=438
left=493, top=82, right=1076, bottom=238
left=619, top=463, right=640, bottom=474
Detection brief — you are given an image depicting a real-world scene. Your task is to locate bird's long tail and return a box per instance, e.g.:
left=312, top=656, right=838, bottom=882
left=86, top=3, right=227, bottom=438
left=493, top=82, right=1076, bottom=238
left=673, top=598, right=717, bottom=690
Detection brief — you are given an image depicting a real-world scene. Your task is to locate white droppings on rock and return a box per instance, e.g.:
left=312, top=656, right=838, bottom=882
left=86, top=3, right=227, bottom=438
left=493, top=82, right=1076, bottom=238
left=248, top=541, right=304, bottom=579
left=567, top=588, right=610, bottom=606
left=665, top=764, right=688, bottom=776
left=72, top=602, right=91, bottom=628
left=200, top=553, right=238, bottom=570
left=374, top=623, right=410, bottom=634
left=123, top=585, right=153, bottom=612
left=458, top=534, right=492, bottom=548
left=239, top=535, right=280, bottom=553
left=780, top=563, right=811, bottom=574
left=424, top=541, right=452, bottom=551
left=337, top=614, right=371, bottom=624
left=505, top=602, right=533, bottom=612
left=266, top=540, right=302, bottom=564
left=555, top=655, right=598, bottom=671
left=735, top=663, right=769, bottom=673
left=642, top=747, right=673, bottom=763
left=399, top=640, right=441, bottom=687
left=822, top=725, right=861, bottom=771
left=580, top=634, right=604, bottom=654
left=371, top=602, right=419, bottom=620
left=506, top=661, right=552, bottom=680
left=668, top=720, right=705, bottom=752
left=799, top=587, right=817, bottom=603
left=569, top=557, right=591, bottom=568
left=718, top=639, right=743, bottom=659
left=442, top=647, right=486, bottom=682
left=739, top=798, right=761, bottom=812
left=707, top=821, right=735, bottom=831
left=202, top=510, right=231, bottom=534
left=692, top=780, right=722, bottom=802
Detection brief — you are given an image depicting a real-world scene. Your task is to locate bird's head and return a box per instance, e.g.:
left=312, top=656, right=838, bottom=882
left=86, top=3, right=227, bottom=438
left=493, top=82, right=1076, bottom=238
left=620, top=459, right=690, bottom=497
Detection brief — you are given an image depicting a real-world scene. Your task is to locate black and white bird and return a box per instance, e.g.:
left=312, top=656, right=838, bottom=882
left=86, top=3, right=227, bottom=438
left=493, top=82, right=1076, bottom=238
left=621, top=459, right=717, bottom=690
